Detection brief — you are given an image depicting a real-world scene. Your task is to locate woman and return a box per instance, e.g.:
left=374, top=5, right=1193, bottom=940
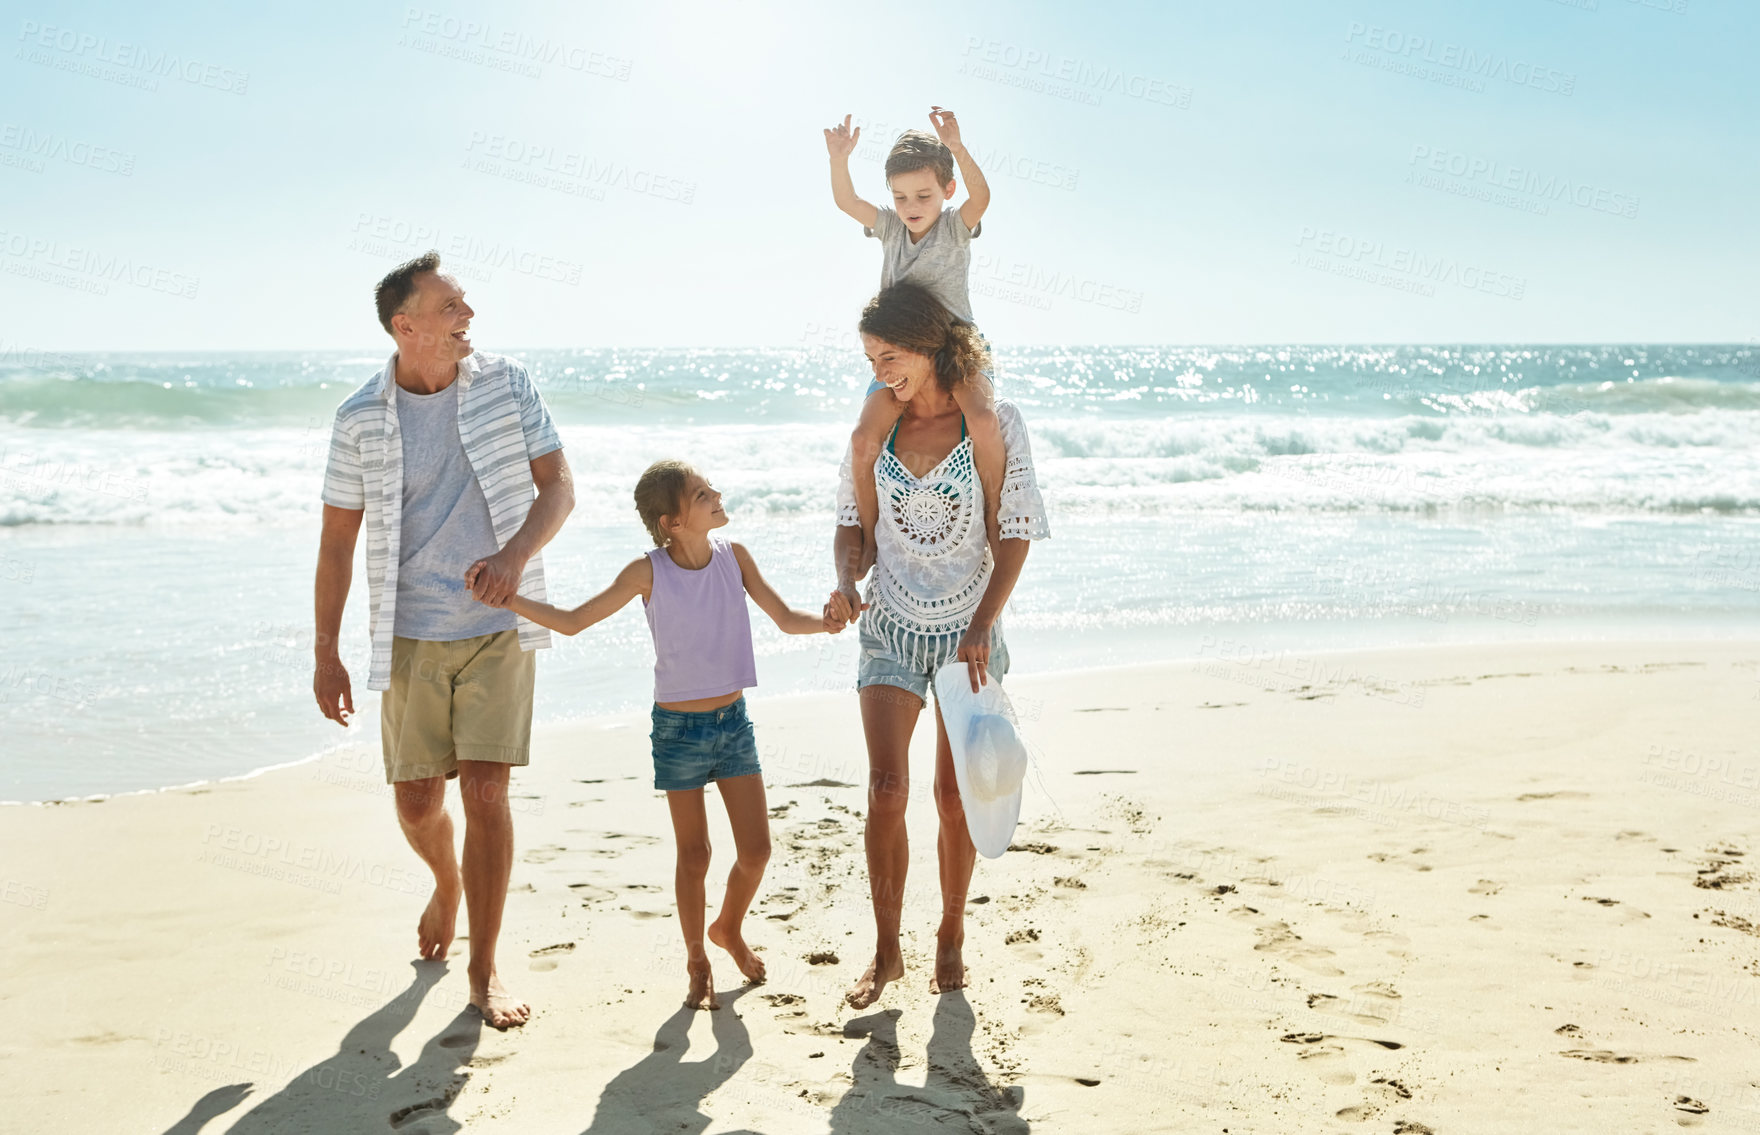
left=825, top=282, right=1050, bottom=1008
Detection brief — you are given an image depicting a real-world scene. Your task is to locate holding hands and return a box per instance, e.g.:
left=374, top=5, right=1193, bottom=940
left=464, top=549, right=526, bottom=608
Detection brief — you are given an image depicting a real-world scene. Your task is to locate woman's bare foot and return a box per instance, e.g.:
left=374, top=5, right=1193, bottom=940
left=845, top=950, right=905, bottom=1009
left=417, top=883, right=461, bottom=961
left=686, top=955, right=720, bottom=1010
left=707, top=919, right=766, bottom=984
left=930, top=932, right=966, bottom=994
left=469, top=970, right=530, bottom=1029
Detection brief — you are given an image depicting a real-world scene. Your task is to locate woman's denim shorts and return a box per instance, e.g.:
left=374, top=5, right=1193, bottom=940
left=856, top=618, right=1010, bottom=702
left=649, top=696, right=762, bottom=791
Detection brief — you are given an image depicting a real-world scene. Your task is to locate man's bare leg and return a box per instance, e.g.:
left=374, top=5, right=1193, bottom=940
left=667, top=787, right=719, bottom=1009
left=931, top=700, right=975, bottom=995
left=458, top=761, right=529, bottom=1028
left=706, top=773, right=772, bottom=984
left=394, top=775, right=462, bottom=962
left=847, top=684, right=920, bottom=1009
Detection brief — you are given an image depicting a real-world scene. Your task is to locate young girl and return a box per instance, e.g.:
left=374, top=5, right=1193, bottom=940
left=472, top=459, right=842, bottom=1009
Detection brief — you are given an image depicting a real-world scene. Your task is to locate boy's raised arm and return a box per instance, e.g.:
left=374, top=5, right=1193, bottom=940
left=930, top=106, right=991, bottom=232
left=478, top=556, right=652, bottom=636
left=825, top=114, right=880, bottom=228
left=731, top=542, right=840, bottom=635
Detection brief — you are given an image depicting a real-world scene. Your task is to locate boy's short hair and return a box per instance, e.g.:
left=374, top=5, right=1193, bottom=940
left=374, top=250, right=442, bottom=336
left=885, top=130, right=954, bottom=186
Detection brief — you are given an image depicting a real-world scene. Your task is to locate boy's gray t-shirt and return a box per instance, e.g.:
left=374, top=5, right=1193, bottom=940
left=865, top=206, right=981, bottom=323
left=392, top=382, right=518, bottom=641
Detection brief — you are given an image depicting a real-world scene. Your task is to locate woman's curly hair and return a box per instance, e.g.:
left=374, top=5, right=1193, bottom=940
left=857, top=282, right=991, bottom=394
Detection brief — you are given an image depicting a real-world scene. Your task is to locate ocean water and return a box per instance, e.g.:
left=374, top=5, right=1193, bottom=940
left=3, top=343, right=1758, bottom=801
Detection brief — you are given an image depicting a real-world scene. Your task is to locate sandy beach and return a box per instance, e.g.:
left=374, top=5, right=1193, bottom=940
left=3, top=639, right=1758, bottom=1133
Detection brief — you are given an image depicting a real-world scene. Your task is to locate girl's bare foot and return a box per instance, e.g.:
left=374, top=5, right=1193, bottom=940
left=845, top=950, right=905, bottom=1009
left=930, top=932, right=966, bottom=994
left=707, top=919, right=766, bottom=984
left=417, top=884, right=460, bottom=961
left=469, top=970, right=530, bottom=1029
left=686, top=956, right=720, bottom=1010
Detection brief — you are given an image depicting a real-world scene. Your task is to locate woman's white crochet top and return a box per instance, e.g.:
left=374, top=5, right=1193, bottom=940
left=838, top=399, right=1050, bottom=640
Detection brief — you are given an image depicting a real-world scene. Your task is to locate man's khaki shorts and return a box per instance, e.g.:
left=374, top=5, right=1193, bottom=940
left=382, top=629, right=535, bottom=784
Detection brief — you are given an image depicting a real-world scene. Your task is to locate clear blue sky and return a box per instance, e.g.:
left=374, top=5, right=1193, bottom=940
left=2, top=0, right=1754, bottom=350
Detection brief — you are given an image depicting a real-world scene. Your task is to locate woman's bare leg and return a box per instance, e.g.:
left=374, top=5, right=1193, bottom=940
left=846, top=683, right=921, bottom=1009
left=931, top=699, right=976, bottom=993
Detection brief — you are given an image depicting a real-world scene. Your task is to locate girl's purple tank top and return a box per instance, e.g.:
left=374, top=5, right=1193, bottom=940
left=643, top=535, right=758, bottom=703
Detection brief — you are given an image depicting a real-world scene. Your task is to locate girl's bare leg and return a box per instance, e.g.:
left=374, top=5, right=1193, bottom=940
left=666, top=788, right=719, bottom=1009
left=706, top=773, right=772, bottom=983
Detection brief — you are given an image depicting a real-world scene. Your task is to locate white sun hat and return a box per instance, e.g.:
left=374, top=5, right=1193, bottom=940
left=934, top=662, right=1030, bottom=859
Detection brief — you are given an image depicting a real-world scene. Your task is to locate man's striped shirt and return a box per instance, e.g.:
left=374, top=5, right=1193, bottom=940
left=322, top=351, right=562, bottom=690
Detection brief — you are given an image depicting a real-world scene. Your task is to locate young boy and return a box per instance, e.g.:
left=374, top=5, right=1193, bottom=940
left=823, top=106, right=1002, bottom=567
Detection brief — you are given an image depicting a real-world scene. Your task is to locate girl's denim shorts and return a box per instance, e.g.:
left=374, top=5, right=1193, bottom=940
left=649, top=696, right=762, bottom=791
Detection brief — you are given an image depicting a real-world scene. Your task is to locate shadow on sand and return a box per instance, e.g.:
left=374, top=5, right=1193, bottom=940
left=577, top=985, right=757, bottom=1134
left=158, top=961, right=483, bottom=1135
left=829, top=993, right=1027, bottom=1134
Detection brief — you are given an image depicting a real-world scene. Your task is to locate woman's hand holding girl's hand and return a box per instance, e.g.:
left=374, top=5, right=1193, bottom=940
left=955, top=620, right=992, bottom=693
left=826, top=585, right=867, bottom=627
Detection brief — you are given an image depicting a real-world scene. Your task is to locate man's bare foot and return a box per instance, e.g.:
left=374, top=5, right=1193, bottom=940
left=845, top=951, right=905, bottom=1009
left=706, top=920, right=766, bottom=984
left=930, top=933, right=966, bottom=995
left=686, top=956, right=720, bottom=1010
left=469, top=971, right=530, bottom=1029
left=417, top=883, right=461, bottom=961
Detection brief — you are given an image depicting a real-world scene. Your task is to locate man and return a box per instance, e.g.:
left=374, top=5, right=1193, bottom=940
left=313, top=251, right=573, bottom=1029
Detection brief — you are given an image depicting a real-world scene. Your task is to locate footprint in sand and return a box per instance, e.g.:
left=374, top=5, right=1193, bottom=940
left=1580, top=895, right=1652, bottom=922
left=1468, top=879, right=1504, bottom=896
left=568, top=883, right=617, bottom=904
left=529, top=942, right=575, bottom=972
left=1558, top=1049, right=1697, bottom=1064
left=1248, top=919, right=1345, bottom=977
left=1291, top=1041, right=1355, bottom=1086
left=762, top=992, right=806, bottom=1018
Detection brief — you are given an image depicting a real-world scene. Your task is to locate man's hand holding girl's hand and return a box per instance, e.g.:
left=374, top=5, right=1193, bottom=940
left=464, top=549, right=526, bottom=607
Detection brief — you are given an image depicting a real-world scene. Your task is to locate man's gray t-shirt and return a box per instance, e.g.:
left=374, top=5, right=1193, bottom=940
left=393, top=382, right=517, bottom=641
left=865, top=207, right=980, bottom=323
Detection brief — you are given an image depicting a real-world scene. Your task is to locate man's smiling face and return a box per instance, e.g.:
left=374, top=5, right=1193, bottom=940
left=395, top=271, right=475, bottom=364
